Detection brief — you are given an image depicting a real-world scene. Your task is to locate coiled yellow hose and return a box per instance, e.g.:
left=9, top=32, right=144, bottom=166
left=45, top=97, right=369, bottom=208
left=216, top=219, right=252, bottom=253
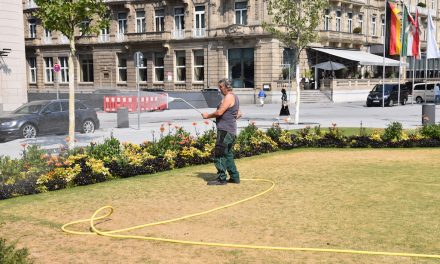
left=62, top=179, right=440, bottom=259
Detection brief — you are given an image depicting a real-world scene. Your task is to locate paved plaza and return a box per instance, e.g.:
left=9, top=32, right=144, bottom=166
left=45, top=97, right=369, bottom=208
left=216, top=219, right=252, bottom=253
left=1, top=101, right=439, bottom=158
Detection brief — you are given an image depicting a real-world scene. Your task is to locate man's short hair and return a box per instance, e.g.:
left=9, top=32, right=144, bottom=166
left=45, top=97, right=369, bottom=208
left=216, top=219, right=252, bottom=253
left=218, top=78, right=232, bottom=90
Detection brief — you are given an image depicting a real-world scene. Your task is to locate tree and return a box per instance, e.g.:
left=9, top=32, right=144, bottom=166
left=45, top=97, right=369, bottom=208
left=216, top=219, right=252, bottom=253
left=34, top=0, right=109, bottom=149
left=263, top=0, right=328, bottom=124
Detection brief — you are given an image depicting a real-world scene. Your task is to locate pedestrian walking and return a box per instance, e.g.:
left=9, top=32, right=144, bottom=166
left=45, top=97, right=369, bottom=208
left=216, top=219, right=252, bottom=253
left=202, top=78, right=241, bottom=185
left=258, top=87, right=266, bottom=107
left=434, top=83, right=440, bottom=104
left=279, top=88, right=290, bottom=116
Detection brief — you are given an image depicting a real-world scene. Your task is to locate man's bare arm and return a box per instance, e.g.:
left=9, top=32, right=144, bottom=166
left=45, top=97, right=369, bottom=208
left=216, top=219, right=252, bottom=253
left=202, top=94, right=233, bottom=119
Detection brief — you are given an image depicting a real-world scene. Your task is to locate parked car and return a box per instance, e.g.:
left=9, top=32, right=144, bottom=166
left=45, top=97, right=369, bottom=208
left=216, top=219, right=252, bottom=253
left=0, top=99, right=100, bottom=141
left=366, top=84, right=409, bottom=107
left=412, top=83, right=436, bottom=103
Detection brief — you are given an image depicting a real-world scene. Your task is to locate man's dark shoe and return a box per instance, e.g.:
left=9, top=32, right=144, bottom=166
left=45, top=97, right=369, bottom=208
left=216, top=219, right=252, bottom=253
left=227, top=179, right=240, bottom=184
left=207, top=180, right=227, bottom=186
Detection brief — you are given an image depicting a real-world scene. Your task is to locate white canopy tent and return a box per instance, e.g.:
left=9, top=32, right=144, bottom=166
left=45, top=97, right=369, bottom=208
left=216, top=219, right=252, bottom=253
left=312, top=48, right=406, bottom=66
left=311, top=48, right=407, bottom=89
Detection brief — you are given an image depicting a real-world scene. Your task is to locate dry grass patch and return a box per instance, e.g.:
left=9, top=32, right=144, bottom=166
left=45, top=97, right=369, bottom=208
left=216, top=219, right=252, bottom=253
left=1, top=149, right=440, bottom=263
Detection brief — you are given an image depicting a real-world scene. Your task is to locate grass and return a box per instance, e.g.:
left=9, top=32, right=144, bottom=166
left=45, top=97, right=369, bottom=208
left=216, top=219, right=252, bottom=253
left=1, top=149, right=440, bottom=263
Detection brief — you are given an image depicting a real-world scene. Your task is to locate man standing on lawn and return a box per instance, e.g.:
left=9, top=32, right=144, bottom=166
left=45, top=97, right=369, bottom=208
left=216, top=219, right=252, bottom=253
left=202, top=78, right=241, bottom=185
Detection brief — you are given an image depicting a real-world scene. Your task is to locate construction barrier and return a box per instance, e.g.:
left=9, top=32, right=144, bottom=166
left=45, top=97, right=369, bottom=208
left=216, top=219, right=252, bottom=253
left=103, top=94, right=168, bottom=113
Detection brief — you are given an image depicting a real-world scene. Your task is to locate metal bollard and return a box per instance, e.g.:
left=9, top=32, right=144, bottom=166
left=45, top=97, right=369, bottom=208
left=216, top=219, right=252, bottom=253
left=422, top=104, right=435, bottom=125
left=117, top=107, right=129, bottom=128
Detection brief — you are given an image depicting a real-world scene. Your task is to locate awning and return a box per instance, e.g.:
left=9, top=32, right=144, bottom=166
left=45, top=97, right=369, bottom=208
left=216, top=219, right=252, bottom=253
left=312, top=48, right=406, bottom=67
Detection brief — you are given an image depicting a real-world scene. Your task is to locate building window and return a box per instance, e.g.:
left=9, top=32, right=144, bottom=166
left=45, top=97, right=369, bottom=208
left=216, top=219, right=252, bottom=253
left=117, top=54, right=127, bottom=82
left=136, top=10, right=145, bottom=33
left=194, top=6, right=205, bottom=37
left=44, top=57, right=54, bottom=83
left=175, top=51, right=186, bottom=82
left=59, top=57, right=69, bottom=83
left=155, top=9, right=165, bottom=32
left=193, top=50, right=204, bottom=81
left=235, top=1, right=247, bottom=25
left=44, top=28, right=51, bottom=39
left=174, top=7, right=185, bottom=36
left=347, top=12, right=353, bottom=33
left=80, top=21, right=90, bottom=36
left=28, top=57, right=37, bottom=83
left=138, top=58, right=148, bottom=82
left=358, top=14, right=363, bottom=33
left=79, top=55, right=94, bottom=82
left=371, top=15, right=377, bottom=36
left=228, top=48, right=254, bottom=88
left=324, top=9, right=330, bottom=31
left=154, top=52, right=164, bottom=82
left=99, top=26, right=110, bottom=42
left=29, top=19, right=36, bottom=38
left=118, top=12, right=127, bottom=34
left=381, top=15, right=385, bottom=37
left=335, top=10, right=341, bottom=32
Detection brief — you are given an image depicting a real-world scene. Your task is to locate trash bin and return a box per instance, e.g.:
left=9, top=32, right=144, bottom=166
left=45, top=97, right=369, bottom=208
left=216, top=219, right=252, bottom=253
left=422, top=104, right=435, bottom=125
left=117, top=107, right=129, bottom=128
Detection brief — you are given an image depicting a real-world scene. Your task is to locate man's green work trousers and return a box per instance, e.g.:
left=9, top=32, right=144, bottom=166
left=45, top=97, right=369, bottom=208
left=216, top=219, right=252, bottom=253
left=214, top=130, right=240, bottom=182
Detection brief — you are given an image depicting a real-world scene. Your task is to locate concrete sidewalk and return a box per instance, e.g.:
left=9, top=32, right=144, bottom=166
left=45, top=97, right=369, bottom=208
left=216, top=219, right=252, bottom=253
left=1, top=102, right=438, bottom=158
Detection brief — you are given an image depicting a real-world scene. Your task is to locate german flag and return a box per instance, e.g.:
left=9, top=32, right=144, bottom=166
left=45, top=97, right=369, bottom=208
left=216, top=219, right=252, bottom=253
left=385, top=1, right=402, bottom=56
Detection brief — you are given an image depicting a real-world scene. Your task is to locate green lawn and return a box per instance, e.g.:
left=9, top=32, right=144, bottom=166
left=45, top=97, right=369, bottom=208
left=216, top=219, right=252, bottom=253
left=1, top=149, right=440, bottom=264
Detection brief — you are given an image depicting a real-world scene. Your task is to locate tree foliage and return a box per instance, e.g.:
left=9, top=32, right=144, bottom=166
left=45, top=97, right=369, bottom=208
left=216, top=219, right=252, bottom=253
left=32, top=0, right=109, bottom=149
left=263, top=0, right=328, bottom=59
left=34, top=0, right=109, bottom=41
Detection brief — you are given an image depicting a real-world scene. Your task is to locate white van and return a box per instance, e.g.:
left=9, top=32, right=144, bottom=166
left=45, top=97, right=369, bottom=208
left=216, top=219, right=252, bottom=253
left=412, top=83, right=437, bottom=103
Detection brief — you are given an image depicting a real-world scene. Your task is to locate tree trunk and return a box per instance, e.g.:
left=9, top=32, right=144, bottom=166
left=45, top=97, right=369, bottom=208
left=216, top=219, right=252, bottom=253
left=295, top=62, right=300, bottom=125
left=68, top=39, right=76, bottom=149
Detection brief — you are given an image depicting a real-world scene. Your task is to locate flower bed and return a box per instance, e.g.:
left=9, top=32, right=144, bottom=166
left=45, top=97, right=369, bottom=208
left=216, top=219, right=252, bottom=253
left=1, top=122, right=440, bottom=200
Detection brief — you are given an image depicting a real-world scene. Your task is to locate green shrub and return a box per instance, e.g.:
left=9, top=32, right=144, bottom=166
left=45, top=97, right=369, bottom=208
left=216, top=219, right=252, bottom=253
left=419, top=124, right=440, bottom=140
left=382, top=122, right=403, bottom=142
left=0, top=238, right=34, bottom=264
left=417, top=2, right=426, bottom=7
left=266, top=123, right=282, bottom=141
left=86, top=137, right=121, bottom=163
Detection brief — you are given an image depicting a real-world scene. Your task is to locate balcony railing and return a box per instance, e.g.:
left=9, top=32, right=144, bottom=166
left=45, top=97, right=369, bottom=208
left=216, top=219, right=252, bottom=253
left=126, top=32, right=169, bottom=41
left=319, top=30, right=365, bottom=44
left=116, top=33, right=125, bottom=42
left=409, top=5, right=437, bottom=17
left=193, top=28, right=206, bottom=38
left=42, top=37, right=52, bottom=44
left=59, top=35, right=69, bottom=44
left=98, top=34, right=110, bottom=43
left=172, top=30, right=185, bottom=39
left=26, top=0, right=37, bottom=9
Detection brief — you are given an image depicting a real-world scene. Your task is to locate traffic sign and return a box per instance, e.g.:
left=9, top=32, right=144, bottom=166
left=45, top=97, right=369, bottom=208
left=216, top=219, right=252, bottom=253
left=54, top=63, right=61, bottom=73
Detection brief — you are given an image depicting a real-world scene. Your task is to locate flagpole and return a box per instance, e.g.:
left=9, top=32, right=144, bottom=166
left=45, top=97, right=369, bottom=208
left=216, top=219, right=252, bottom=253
left=382, top=0, right=388, bottom=108
left=397, top=0, right=404, bottom=106
left=424, top=4, right=430, bottom=100
left=409, top=0, right=415, bottom=105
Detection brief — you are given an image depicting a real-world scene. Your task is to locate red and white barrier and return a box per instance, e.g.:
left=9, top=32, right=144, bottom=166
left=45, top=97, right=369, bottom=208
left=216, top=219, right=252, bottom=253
left=103, top=93, right=168, bottom=112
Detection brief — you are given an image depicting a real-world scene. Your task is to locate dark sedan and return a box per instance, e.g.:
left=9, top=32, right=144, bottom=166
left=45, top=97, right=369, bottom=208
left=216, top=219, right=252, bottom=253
left=0, top=100, right=100, bottom=141
left=366, top=84, right=409, bottom=107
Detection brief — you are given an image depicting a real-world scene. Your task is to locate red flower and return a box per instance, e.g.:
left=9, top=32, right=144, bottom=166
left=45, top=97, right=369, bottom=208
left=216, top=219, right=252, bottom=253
left=160, top=126, right=165, bottom=133
left=192, top=122, right=197, bottom=126
left=203, top=120, right=209, bottom=125
left=20, top=143, right=28, bottom=148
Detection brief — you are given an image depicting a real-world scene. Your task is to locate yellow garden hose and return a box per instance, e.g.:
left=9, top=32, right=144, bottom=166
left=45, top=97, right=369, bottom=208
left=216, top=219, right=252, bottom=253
left=62, top=179, right=440, bottom=259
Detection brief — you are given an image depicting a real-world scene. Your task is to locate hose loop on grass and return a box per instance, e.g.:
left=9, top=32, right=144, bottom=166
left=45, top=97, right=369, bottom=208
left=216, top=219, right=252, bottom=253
left=62, top=179, right=440, bottom=259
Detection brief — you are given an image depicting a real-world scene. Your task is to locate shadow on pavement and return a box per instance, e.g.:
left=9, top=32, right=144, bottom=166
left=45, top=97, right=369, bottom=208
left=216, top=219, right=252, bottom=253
left=195, top=172, right=217, bottom=183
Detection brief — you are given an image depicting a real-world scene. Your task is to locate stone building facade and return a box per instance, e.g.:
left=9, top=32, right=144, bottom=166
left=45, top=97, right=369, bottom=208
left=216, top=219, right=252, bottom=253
left=0, top=0, right=27, bottom=111
left=22, top=0, right=440, bottom=100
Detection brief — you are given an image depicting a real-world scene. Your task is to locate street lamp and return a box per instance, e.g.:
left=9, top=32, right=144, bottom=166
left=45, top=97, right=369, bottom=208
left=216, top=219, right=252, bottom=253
left=134, top=51, right=144, bottom=130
